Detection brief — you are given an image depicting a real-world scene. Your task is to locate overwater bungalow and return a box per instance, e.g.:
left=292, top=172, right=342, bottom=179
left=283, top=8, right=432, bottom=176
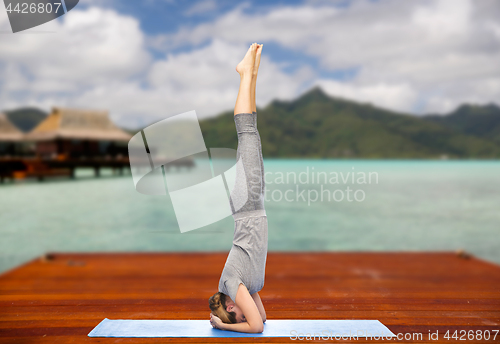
left=0, top=107, right=134, bottom=182
left=1, top=107, right=194, bottom=182
left=24, top=107, right=131, bottom=159
left=0, top=113, right=26, bottom=156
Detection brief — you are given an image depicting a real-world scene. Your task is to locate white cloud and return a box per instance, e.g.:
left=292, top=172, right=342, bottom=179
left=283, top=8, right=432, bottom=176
left=1, top=0, right=499, bottom=129
left=412, top=0, right=471, bottom=37
left=184, top=0, right=218, bottom=16
left=0, top=6, right=150, bottom=124
left=0, top=7, right=150, bottom=86
left=0, top=3, right=316, bottom=128
left=75, top=39, right=313, bottom=128
left=315, top=79, right=418, bottom=113
left=152, top=0, right=500, bottom=114
left=0, top=4, right=311, bottom=129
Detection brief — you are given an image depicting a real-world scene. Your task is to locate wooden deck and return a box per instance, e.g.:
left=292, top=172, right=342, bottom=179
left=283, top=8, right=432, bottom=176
left=1, top=252, right=499, bottom=343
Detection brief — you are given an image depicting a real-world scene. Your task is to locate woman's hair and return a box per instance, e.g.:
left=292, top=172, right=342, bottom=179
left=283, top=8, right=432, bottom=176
left=209, top=292, right=237, bottom=324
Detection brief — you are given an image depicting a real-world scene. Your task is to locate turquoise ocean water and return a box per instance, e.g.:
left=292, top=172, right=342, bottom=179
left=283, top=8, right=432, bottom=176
left=1, top=159, right=499, bottom=273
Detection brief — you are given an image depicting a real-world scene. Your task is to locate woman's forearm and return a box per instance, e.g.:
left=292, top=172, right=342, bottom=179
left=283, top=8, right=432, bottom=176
left=221, top=321, right=264, bottom=333
left=251, top=293, right=266, bottom=322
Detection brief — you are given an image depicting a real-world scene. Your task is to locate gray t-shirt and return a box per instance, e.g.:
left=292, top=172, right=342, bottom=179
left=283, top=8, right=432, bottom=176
left=218, top=210, right=268, bottom=302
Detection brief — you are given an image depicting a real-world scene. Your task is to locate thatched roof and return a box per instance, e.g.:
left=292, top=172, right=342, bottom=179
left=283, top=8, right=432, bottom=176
left=0, top=113, right=24, bottom=141
left=25, top=107, right=132, bottom=141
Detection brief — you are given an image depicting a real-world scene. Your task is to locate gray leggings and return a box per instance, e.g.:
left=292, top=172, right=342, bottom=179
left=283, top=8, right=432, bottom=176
left=229, top=112, right=266, bottom=217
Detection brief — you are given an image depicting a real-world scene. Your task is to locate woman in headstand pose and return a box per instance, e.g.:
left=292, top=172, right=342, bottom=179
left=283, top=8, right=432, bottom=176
left=208, top=43, right=267, bottom=333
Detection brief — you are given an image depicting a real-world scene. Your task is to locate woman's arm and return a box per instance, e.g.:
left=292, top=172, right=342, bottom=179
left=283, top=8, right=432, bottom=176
left=251, top=292, right=266, bottom=323
left=214, top=284, right=264, bottom=333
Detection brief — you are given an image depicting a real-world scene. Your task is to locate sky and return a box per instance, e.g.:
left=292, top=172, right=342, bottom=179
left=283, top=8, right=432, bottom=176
left=0, top=0, right=499, bottom=129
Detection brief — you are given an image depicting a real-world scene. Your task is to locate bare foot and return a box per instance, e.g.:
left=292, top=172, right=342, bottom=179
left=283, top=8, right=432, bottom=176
left=253, top=44, right=263, bottom=77
left=236, top=43, right=257, bottom=76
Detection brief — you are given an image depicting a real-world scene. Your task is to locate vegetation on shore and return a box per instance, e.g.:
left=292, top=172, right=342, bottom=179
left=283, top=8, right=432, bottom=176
left=5, top=87, right=500, bottom=158
left=200, top=87, right=500, bottom=159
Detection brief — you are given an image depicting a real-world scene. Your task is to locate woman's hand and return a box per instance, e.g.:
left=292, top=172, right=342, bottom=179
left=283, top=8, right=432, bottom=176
left=210, top=313, right=225, bottom=330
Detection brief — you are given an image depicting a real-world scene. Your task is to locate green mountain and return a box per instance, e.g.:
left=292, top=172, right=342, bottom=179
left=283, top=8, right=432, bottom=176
left=4, top=107, right=47, bottom=132
left=3, top=88, right=499, bottom=158
left=200, top=87, right=500, bottom=159
left=424, top=104, right=500, bottom=145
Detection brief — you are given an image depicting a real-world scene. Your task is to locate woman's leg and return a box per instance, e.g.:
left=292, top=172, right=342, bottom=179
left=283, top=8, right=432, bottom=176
left=251, top=45, right=264, bottom=197
left=251, top=44, right=262, bottom=113
left=230, top=44, right=265, bottom=215
left=234, top=43, right=257, bottom=116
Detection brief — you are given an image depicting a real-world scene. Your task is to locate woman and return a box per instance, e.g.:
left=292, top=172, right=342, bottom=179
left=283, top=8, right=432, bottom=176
left=208, top=43, right=267, bottom=333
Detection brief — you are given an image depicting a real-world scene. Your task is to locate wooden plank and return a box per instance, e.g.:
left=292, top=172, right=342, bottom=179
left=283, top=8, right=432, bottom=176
left=0, top=252, right=499, bottom=343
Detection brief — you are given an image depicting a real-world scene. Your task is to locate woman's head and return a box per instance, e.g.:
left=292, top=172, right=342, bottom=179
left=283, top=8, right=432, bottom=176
left=208, top=292, right=244, bottom=324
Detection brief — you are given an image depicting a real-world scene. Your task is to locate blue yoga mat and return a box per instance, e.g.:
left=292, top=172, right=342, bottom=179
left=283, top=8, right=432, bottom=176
left=88, top=318, right=396, bottom=338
